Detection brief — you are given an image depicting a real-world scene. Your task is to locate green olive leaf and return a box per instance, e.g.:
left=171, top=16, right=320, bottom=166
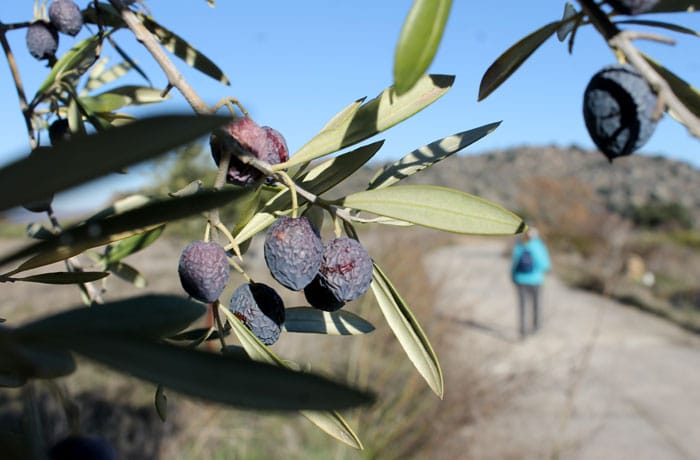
left=107, top=262, right=147, bottom=288
left=12, top=271, right=109, bottom=285
left=16, top=295, right=206, bottom=340
left=393, top=0, right=453, bottom=95
left=615, top=19, right=699, bottom=36
left=0, top=188, right=244, bottom=273
left=371, top=262, right=443, bottom=397
left=479, top=21, right=560, bottom=101
left=284, top=308, right=375, bottom=335
left=103, top=225, right=165, bottom=266
left=223, top=308, right=365, bottom=448
left=642, top=52, right=700, bottom=119
left=138, top=14, right=230, bottom=85
left=368, top=122, right=501, bottom=190
left=287, top=74, right=454, bottom=168
left=0, top=115, right=227, bottom=214
left=341, top=185, right=525, bottom=235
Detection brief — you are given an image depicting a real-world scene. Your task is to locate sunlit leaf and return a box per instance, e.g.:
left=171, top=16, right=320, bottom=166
left=85, top=59, right=133, bottom=93
left=394, top=0, right=452, bottom=95
left=368, top=122, right=501, bottom=190
left=342, top=185, right=525, bottom=235
left=479, top=22, right=560, bottom=101
left=107, top=262, right=147, bottom=288
left=649, top=0, right=700, bottom=13
left=139, top=14, right=230, bottom=85
left=81, top=86, right=168, bottom=113
left=108, top=37, right=151, bottom=84
left=289, top=74, right=454, bottom=167
left=642, top=52, right=700, bottom=119
left=16, top=295, right=206, bottom=340
left=284, top=308, right=375, bottom=335
left=371, top=263, right=443, bottom=397
left=0, top=188, right=245, bottom=272
left=103, top=225, right=165, bottom=265
left=35, top=32, right=110, bottom=97
left=0, top=115, right=227, bottom=213
left=614, top=19, right=699, bottom=35
left=223, top=309, right=365, bottom=448
left=12, top=271, right=109, bottom=285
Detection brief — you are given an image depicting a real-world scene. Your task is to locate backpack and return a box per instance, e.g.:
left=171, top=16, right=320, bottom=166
left=515, top=249, right=534, bottom=274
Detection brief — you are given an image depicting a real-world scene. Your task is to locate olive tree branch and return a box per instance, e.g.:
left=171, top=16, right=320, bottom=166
left=107, top=1, right=210, bottom=115
left=0, top=23, right=37, bottom=149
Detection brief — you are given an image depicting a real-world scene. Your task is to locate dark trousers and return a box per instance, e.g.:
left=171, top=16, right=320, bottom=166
left=516, top=283, right=541, bottom=338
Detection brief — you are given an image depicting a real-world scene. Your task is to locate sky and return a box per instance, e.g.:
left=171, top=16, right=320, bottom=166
left=1, top=1, right=699, bottom=215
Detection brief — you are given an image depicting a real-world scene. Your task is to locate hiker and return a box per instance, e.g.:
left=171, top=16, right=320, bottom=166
left=511, top=227, right=551, bottom=339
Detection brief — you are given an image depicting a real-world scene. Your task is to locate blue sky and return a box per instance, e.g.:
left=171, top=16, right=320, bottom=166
left=1, top=1, right=699, bottom=214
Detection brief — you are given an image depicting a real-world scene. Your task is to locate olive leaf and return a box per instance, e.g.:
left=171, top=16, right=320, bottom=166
left=0, top=115, right=227, bottom=214
left=11, top=272, right=109, bottom=285
left=371, top=263, right=443, bottom=397
left=224, top=309, right=365, bottom=449
left=642, top=52, right=700, bottom=119
left=479, top=21, right=560, bottom=101
left=615, top=19, right=699, bottom=36
left=393, top=0, right=453, bottom=95
left=139, top=14, right=231, bottom=85
left=341, top=185, right=525, bottom=235
left=650, top=0, right=700, bottom=13
left=368, top=122, right=501, bottom=190
left=284, top=308, right=375, bottom=335
left=288, top=74, right=454, bottom=167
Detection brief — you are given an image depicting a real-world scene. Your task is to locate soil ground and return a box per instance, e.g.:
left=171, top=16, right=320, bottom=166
left=419, top=238, right=700, bottom=460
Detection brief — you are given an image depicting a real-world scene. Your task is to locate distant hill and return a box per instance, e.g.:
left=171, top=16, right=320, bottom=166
left=336, top=145, right=700, bottom=225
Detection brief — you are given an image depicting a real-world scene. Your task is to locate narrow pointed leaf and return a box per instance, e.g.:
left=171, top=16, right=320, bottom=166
left=223, top=309, right=364, bottom=448
left=108, top=38, right=151, bottom=84
left=139, top=14, right=230, bottom=85
left=35, top=33, right=108, bottom=96
left=394, top=0, right=452, bottom=95
left=85, top=59, right=133, bottom=93
left=13, top=271, right=109, bottom=285
left=0, top=188, right=244, bottom=272
left=615, top=19, right=699, bottom=36
left=557, top=3, right=578, bottom=41
left=107, top=262, right=147, bottom=288
left=320, top=98, right=367, bottom=132
left=284, top=308, right=375, bottom=335
left=292, top=74, right=454, bottom=165
left=82, top=2, right=126, bottom=28
left=342, top=185, right=525, bottom=235
left=368, top=122, right=501, bottom=190
left=479, top=21, right=560, bottom=101
left=81, top=86, right=168, bottom=113
left=371, top=263, right=443, bottom=397
left=643, top=53, right=700, bottom=118
left=17, top=295, right=206, bottom=340
left=103, top=225, right=165, bottom=265
left=79, top=93, right=128, bottom=112
left=0, top=115, right=227, bottom=213
left=650, top=0, right=700, bottom=13
left=51, top=334, right=372, bottom=411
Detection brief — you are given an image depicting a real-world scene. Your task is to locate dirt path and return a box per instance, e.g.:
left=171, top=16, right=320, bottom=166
left=421, top=239, right=700, bottom=460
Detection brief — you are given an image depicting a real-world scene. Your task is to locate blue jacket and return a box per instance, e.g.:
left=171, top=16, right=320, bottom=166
left=511, top=237, right=551, bottom=285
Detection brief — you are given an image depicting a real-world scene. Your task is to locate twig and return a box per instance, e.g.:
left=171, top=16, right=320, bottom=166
left=0, top=24, right=37, bottom=149
left=609, top=31, right=700, bottom=138
left=108, top=1, right=211, bottom=114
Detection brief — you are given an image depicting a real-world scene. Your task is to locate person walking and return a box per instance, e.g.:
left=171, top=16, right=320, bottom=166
left=511, top=227, right=551, bottom=339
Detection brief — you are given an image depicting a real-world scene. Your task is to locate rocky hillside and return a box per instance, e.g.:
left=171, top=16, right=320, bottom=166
left=338, top=145, right=700, bottom=225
